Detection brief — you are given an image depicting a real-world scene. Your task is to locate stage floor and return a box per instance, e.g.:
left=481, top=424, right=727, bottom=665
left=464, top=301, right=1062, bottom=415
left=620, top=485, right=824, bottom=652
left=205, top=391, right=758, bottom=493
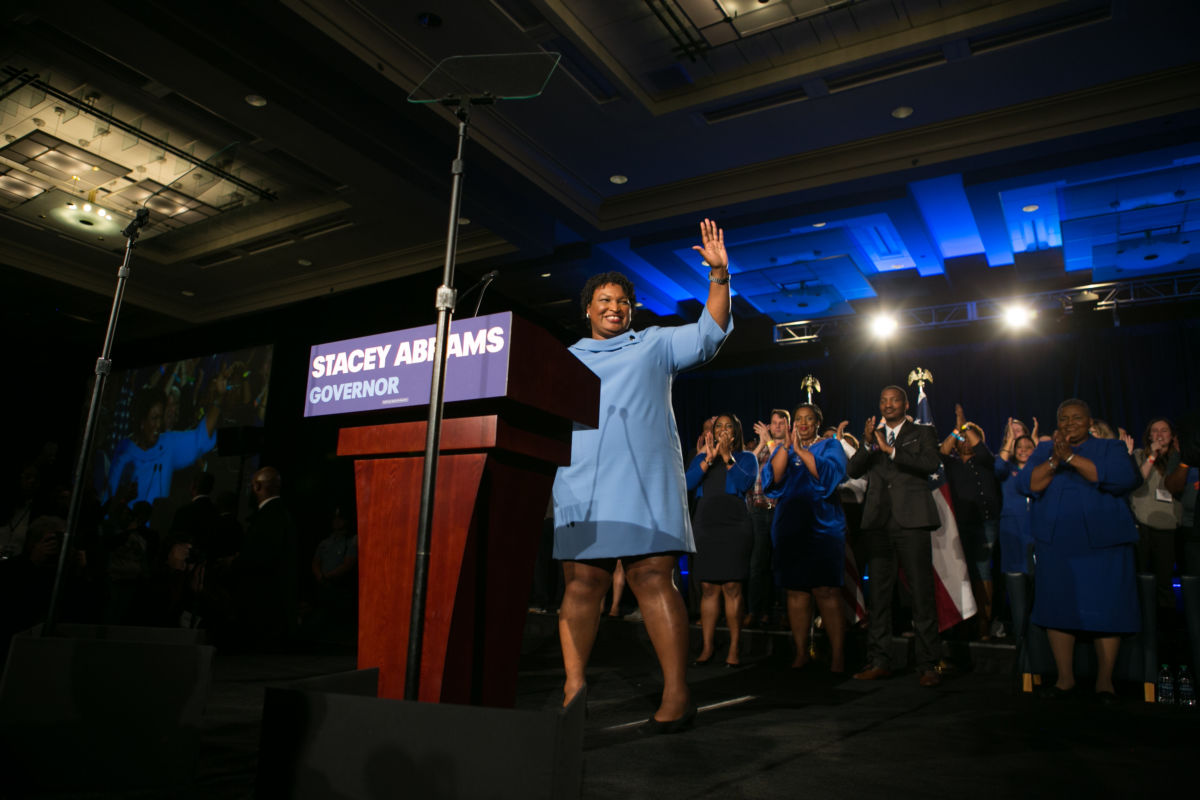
left=25, top=614, right=1200, bottom=798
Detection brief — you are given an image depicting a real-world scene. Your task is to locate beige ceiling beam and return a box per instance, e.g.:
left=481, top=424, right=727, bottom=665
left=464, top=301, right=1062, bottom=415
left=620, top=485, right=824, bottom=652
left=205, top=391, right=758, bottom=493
left=593, top=63, right=1200, bottom=229
left=538, top=0, right=1071, bottom=115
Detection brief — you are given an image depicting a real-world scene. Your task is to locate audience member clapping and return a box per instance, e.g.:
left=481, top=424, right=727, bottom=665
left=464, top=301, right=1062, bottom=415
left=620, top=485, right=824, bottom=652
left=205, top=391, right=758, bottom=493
left=1130, top=418, right=1187, bottom=616
left=1018, top=399, right=1140, bottom=703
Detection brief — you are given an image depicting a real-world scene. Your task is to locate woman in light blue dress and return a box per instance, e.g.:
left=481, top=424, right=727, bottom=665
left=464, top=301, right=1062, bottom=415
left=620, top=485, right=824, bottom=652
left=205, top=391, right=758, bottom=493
left=553, top=219, right=732, bottom=733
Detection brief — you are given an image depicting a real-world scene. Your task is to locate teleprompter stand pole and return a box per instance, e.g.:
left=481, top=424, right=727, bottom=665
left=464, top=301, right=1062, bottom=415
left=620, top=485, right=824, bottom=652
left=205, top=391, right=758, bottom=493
left=402, top=52, right=558, bottom=702
left=406, top=103, right=478, bottom=701
left=44, top=207, right=150, bottom=635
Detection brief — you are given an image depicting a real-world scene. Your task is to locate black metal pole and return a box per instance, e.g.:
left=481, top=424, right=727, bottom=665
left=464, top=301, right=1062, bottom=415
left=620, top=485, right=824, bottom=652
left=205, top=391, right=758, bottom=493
left=405, top=107, right=469, bottom=700
left=44, top=208, right=150, bottom=635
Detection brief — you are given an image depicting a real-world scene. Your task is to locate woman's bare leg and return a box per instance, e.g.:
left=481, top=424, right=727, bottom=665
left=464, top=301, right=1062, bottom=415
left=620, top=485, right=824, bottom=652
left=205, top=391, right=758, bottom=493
left=625, top=555, right=691, bottom=722
left=698, top=581, right=720, bottom=662
left=559, top=560, right=612, bottom=705
left=721, top=581, right=744, bottom=664
left=1094, top=635, right=1120, bottom=694
left=1046, top=628, right=1077, bottom=690
left=813, top=586, right=846, bottom=672
left=787, top=590, right=814, bottom=668
left=608, top=559, right=626, bottom=616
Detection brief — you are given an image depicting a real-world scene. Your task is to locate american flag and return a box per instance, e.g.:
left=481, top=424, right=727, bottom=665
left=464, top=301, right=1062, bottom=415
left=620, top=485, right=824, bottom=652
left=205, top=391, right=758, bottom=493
left=914, top=381, right=977, bottom=631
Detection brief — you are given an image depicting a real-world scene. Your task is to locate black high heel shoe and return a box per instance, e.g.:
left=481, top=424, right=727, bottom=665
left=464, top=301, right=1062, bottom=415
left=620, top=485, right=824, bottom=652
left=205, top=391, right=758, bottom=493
left=636, top=704, right=697, bottom=736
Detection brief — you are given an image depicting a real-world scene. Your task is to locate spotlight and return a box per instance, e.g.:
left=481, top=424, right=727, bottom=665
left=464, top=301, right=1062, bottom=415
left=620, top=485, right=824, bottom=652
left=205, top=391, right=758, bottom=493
left=869, top=313, right=898, bottom=338
left=1002, top=304, right=1033, bottom=328
left=83, top=203, right=92, bottom=212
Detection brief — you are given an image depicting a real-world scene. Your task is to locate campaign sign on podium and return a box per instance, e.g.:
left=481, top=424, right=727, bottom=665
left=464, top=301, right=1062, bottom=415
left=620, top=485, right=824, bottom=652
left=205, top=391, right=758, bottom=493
left=314, top=311, right=598, bottom=707
left=303, top=312, right=511, bottom=417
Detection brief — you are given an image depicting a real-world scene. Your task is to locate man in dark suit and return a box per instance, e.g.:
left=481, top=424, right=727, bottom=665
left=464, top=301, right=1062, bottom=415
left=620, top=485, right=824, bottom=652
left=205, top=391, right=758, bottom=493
left=169, top=471, right=219, bottom=553
left=847, top=385, right=943, bottom=687
left=229, top=466, right=298, bottom=649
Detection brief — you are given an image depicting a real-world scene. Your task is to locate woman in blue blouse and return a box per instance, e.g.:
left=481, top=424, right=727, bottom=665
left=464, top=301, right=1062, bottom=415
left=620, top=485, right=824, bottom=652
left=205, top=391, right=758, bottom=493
left=995, top=428, right=1036, bottom=672
left=1017, top=399, right=1141, bottom=702
left=765, top=404, right=849, bottom=672
left=552, top=219, right=732, bottom=733
left=686, top=414, right=758, bottom=667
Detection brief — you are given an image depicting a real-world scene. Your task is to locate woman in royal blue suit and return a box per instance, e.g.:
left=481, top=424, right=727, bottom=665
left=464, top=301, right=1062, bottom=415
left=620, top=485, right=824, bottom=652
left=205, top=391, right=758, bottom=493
left=1017, top=398, right=1141, bottom=702
left=765, top=404, right=849, bottom=672
left=686, top=414, right=759, bottom=667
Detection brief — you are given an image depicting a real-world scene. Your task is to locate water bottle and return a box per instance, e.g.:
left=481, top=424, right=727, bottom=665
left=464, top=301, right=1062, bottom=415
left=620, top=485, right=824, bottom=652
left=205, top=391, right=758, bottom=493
left=1156, top=664, right=1175, bottom=704
left=1179, top=666, right=1196, bottom=708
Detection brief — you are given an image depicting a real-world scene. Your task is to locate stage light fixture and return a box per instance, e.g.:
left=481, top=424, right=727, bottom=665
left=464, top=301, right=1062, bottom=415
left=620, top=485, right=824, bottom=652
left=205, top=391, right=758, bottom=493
left=609, top=174, right=628, bottom=185
left=891, top=106, right=914, bottom=119
left=869, top=313, right=898, bottom=338
left=1002, top=304, right=1033, bottom=328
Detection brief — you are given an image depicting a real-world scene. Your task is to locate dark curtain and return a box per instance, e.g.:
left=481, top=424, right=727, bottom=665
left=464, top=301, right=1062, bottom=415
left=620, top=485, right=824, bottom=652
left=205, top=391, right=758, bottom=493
left=673, top=316, right=1200, bottom=448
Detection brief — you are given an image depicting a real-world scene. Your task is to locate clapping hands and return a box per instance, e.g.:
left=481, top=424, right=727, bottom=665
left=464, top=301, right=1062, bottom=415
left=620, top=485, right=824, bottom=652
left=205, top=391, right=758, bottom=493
left=1052, top=430, right=1073, bottom=463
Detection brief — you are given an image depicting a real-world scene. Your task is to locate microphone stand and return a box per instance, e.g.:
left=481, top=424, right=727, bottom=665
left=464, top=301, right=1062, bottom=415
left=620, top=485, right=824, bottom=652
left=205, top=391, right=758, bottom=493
left=457, top=270, right=498, bottom=318
left=44, top=208, right=150, bottom=635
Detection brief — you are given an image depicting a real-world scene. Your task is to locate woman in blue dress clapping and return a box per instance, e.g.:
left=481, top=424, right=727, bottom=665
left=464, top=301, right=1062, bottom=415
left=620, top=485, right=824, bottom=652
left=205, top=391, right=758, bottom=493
left=1017, top=398, right=1141, bottom=702
left=686, top=414, right=758, bottom=667
left=765, top=404, right=849, bottom=672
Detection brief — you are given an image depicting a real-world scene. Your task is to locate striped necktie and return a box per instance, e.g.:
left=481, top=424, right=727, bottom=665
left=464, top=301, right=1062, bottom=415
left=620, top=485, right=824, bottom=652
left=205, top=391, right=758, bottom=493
left=887, top=428, right=896, bottom=447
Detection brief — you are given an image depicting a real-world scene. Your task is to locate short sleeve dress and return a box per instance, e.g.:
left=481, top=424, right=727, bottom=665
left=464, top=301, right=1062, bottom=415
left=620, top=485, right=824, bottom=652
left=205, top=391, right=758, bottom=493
left=552, top=308, right=732, bottom=560
left=763, top=437, right=848, bottom=590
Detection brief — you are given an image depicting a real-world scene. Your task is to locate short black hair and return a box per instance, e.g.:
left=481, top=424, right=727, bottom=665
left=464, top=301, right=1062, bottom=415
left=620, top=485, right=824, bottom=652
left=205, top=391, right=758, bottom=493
left=1057, top=398, right=1091, bottom=418
left=881, top=385, right=909, bottom=407
left=580, top=271, right=636, bottom=317
left=131, top=389, right=166, bottom=427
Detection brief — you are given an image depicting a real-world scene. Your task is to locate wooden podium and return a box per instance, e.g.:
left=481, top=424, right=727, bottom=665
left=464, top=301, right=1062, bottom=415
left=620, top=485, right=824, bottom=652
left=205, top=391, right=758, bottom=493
left=336, top=314, right=598, bottom=706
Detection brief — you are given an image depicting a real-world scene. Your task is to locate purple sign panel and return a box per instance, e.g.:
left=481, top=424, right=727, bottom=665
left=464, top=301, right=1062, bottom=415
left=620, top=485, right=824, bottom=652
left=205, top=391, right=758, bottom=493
left=303, top=312, right=512, bottom=418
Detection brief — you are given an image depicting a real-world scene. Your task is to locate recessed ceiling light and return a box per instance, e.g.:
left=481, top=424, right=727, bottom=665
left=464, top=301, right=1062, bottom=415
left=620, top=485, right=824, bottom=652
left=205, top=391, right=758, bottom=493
left=83, top=203, right=92, bottom=212
left=244, top=94, right=268, bottom=107
left=181, top=290, right=195, bottom=297
left=540, top=272, right=551, bottom=278
left=297, top=258, right=313, bottom=267
left=91, top=165, right=100, bottom=171
left=891, top=106, right=914, bottom=119
left=812, top=221, right=827, bottom=228
left=609, top=174, right=628, bottom=185
left=458, top=217, right=471, bottom=225
left=1022, top=204, right=1039, bottom=212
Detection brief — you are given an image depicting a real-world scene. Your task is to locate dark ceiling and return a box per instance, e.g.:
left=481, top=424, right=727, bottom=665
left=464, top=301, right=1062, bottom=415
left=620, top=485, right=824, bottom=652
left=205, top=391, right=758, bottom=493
left=3, top=0, right=1199, bottom=351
